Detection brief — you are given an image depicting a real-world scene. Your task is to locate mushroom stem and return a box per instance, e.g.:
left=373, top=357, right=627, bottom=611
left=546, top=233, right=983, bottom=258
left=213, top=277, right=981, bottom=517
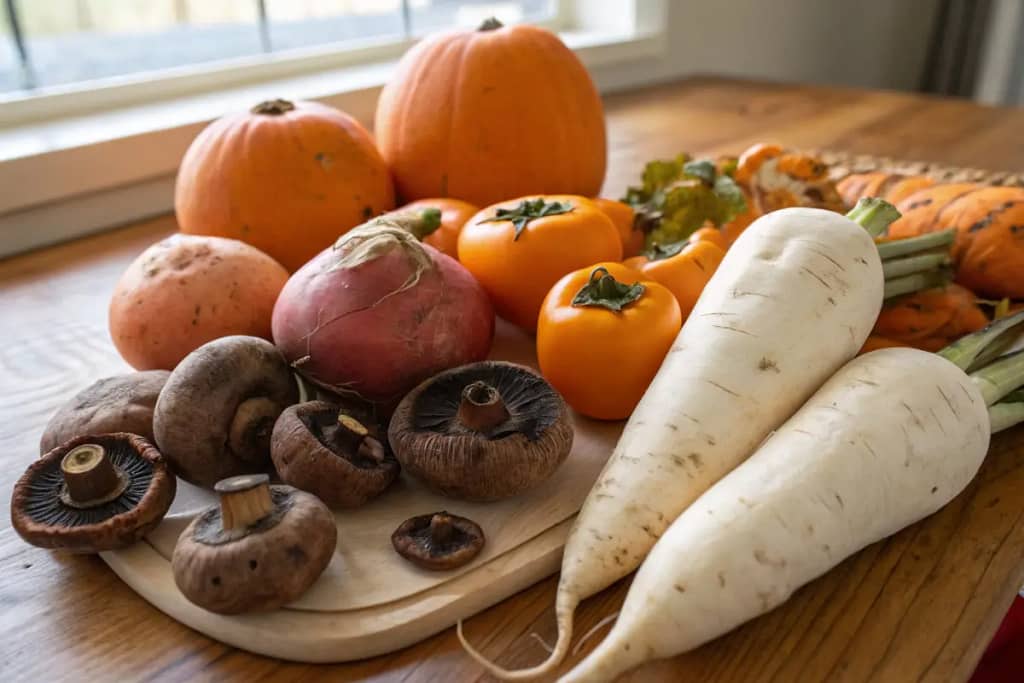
left=430, top=512, right=455, bottom=545
left=456, top=382, right=510, bottom=433
left=229, top=397, right=280, bottom=463
left=332, top=413, right=368, bottom=449
left=215, top=474, right=274, bottom=531
left=60, top=444, right=127, bottom=506
left=333, top=413, right=387, bottom=465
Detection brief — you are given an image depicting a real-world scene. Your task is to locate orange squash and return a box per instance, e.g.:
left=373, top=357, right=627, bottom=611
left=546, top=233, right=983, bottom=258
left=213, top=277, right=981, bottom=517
left=374, top=19, right=606, bottom=207
left=890, top=184, right=1024, bottom=298
left=889, top=183, right=982, bottom=239
left=175, top=98, right=395, bottom=272
left=837, top=172, right=937, bottom=208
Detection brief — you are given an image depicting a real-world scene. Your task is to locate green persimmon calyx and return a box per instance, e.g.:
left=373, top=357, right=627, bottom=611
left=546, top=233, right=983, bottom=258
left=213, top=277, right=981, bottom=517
left=572, top=267, right=645, bottom=312
left=645, top=240, right=689, bottom=261
left=480, top=198, right=574, bottom=240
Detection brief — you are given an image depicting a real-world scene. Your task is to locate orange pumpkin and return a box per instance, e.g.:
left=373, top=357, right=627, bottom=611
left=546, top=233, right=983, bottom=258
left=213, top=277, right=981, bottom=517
left=400, top=198, right=479, bottom=259
left=374, top=19, right=606, bottom=207
left=175, top=98, right=395, bottom=272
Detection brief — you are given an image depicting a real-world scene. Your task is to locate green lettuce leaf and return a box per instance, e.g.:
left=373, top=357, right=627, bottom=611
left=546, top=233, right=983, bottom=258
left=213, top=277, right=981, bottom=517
left=623, top=153, right=747, bottom=248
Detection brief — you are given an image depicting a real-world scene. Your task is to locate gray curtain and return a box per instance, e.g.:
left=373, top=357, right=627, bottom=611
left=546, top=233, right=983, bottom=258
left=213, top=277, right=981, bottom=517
left=922, top=0, right=993, bottom=97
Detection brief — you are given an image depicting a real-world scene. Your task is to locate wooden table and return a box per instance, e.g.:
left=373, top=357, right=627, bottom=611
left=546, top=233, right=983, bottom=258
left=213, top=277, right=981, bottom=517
left=2, top=76, right=1023, bottom=682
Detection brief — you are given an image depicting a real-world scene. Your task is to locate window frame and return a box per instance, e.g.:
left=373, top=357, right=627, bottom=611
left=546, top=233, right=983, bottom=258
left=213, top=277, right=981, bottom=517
left=0, top=0, right=668, bottom=259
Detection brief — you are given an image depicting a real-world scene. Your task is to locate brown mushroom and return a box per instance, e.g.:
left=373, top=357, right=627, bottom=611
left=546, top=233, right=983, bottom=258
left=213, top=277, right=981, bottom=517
left=388, top=361, right=573, bottom=501
left=270, top=401, right=400, bottom=508
left=391, top=511, right=485, bottom=570
left=171, top=474, right=336, bottom=614
left=40, top=370, right=170, bottom=454
left=11, top=433, right=176, bottom=553
left=154, top=335, right=298, bottom=488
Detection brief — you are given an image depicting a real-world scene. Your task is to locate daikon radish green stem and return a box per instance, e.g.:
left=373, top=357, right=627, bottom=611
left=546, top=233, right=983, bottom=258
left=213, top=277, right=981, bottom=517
left=848, top=196, right=903, bottom=237
left=940, top=308, right=1024, bottom=371
left=989, top=389, right=1024, bottom=433
left=970, top=348, right=1024, bottom=405
left=881, top=251, right=951, bottom=280
left=883, top=269, right=952, bottom=300
left=876, top=228, right=956, bottom=260
left=458, top=198, right=897, bottom=679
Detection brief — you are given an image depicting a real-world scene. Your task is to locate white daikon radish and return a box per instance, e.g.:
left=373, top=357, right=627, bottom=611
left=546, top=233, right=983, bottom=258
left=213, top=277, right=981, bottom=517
left=459, top=199, right=898, bottom=678
left=561, top=312, right=1024, bottom=682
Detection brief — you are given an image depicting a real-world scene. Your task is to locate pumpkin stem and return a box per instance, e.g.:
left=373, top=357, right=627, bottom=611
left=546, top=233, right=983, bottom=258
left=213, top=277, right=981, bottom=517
left=251, top=98, right=296, bottom=115
left=478, top=16, right=504, bottom=31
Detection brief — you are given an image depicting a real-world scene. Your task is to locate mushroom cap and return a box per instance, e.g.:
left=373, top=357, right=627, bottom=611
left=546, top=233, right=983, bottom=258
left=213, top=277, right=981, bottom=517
left=154, top=335, right=298, bottom=488
left=40, top=371, right=170, bottom=454
left=270, top=401, right=400, bottom=508
left=391, top=511, right=485, bottom=570
left=11, top=433, right=176, bottom=553
left=387, top=361, right=573, bottom=501
left=171, top=485, right=337, bottom=614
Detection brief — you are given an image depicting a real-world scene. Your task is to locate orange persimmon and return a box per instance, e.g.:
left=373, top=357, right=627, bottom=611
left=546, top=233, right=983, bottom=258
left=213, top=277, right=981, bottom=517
left=688, top=225, right=728, bottom=250
left=399, top=198, right=479, bottom=259
left=458, top=195, right=622, bottom=331
left=537, top=262, right=681, bottom=420
left=592, top=197, right=644, bottom=257
left=626, top=240, right=726, bottom=318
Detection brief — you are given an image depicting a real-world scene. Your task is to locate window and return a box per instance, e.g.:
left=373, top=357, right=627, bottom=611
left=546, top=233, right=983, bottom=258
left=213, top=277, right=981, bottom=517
left=1, top=1, right=554, bottom=98
left=0, top=0, right=667, bottom=258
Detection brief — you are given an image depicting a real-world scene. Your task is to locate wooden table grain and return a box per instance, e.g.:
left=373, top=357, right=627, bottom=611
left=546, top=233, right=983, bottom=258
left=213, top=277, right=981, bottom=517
left=2, top=76, right=1023, bottom=682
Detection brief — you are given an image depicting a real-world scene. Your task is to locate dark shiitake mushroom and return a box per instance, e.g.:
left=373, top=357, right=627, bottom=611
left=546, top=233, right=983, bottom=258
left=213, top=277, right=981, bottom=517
left=40, top=370, right=170, bottom=454
left=270, top=401, right=400, bottom=508
left=391, top=511, right=485, bottom=570
left=11, top=433, right=176, bottom=553
left=388, top=361, right=573, bottom=501
left=154, top=336, right=298, bottom=488
left=171, top=474, right=336, bottom=614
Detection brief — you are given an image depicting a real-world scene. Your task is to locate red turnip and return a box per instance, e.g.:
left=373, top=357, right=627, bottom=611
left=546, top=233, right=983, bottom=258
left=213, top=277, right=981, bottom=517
left=272, top=220, right=494, bottom=407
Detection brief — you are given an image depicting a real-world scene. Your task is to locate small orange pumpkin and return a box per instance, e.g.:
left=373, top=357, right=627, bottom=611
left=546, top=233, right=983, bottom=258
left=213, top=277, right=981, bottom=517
left=374, top=19, right=606, bottom=207
left=175, top=98, right=395, bottom=271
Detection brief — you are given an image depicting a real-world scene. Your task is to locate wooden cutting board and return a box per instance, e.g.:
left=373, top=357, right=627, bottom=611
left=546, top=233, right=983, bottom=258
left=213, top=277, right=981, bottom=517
left=101, top=319, right=624, bottom=662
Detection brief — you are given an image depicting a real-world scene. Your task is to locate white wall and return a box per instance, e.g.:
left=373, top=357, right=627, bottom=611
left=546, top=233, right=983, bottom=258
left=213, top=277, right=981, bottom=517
left=598, top=0, right=942, bottom=94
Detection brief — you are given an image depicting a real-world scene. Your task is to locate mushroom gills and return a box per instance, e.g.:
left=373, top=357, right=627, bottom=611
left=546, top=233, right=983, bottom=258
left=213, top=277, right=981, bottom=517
left=391, top=511, right=486, bottom=570
left=410, top=364, right=562, bottom=440
left=21, top=437, right=160, bottom=527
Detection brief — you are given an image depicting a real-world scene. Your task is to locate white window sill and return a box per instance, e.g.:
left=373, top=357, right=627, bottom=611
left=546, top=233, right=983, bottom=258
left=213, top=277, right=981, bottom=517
left=0, top=28, right=666, bottom=259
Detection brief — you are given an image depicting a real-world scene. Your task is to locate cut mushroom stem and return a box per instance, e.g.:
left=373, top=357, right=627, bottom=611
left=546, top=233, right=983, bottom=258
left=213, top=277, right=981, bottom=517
left=229, top=397, right=281, bottom=463
left=215, top=474, right=274, bottom=531
left=333, top=413, right=386, bottom=464
left=60, top=443, right=128, bottom=507
left=430, top=512, right=455, bottom=545
left=456, top=381, right=510, bottom=432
